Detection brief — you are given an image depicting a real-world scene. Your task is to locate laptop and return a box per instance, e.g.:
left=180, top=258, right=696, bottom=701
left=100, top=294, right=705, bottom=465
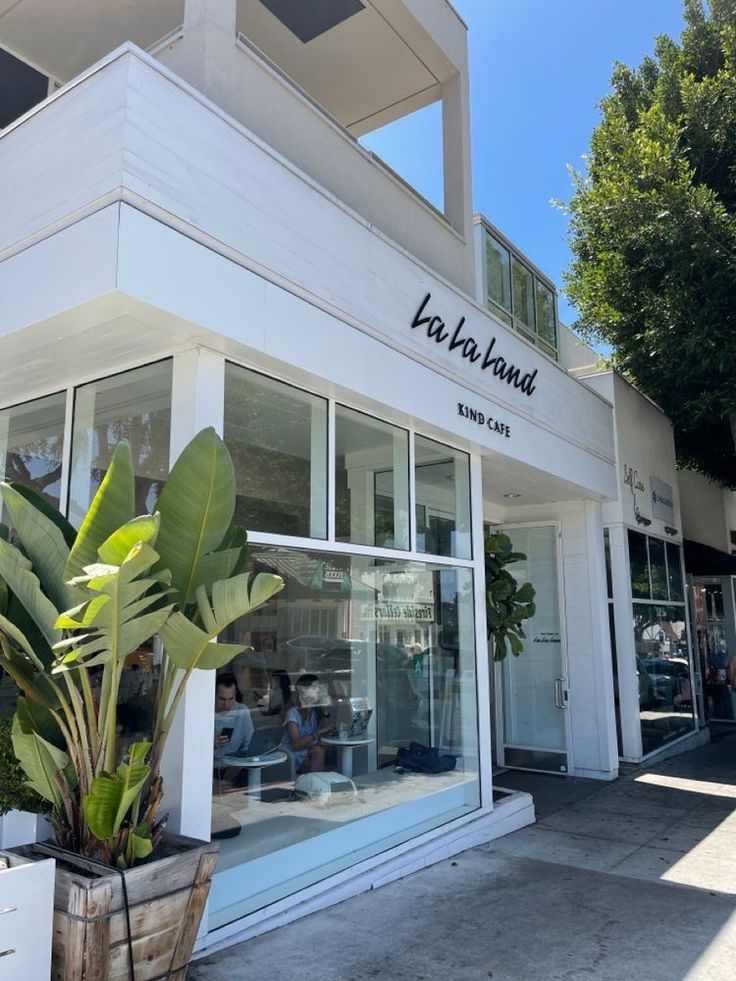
left=230, top=726, right=282, bottom=759
left=347, top=708, right=373, bottom=738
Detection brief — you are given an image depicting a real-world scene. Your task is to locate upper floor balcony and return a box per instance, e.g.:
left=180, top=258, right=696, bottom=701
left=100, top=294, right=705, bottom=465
left=0, top=0, right=474, bottom=294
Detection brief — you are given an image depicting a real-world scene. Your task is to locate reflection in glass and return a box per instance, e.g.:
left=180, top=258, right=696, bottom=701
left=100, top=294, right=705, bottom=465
left=628, top=530, right=650, bottom=599
left=649, top=537, right=668, bottom=601
left=667, top=543, right=684, bottom=602
left=224, top=364, right=327, bottom=539
left=335, top=406, right=409, bottom=549
left=634, top=603, right=694, bottom=754
left=0, top=391, right=65, bottom=509
left=209, top=545, right=479, bottom=927
left=68, top=361, right=172, bottom=526
left=485, top=232, right=512, bottom=325
left=414, top=436, right=471, bottom=559
left=512, top=258, right=535, bottom=332
left=535, top=280, right=557, bottom=349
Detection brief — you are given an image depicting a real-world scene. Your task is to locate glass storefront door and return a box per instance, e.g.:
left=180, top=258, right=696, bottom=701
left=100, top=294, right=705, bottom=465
left=497, top=525, right=570, bottom=774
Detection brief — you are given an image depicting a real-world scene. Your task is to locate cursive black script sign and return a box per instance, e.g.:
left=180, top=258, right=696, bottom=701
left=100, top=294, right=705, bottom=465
left=411, top=293, right=538, bottom=396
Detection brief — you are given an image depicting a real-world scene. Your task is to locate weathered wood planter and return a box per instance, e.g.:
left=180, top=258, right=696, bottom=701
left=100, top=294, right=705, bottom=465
left=15, top=835, right=218, bottom=980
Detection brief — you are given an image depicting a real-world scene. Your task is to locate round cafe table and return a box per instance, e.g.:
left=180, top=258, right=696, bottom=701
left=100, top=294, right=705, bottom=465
left=320, top=736, right=374, bottom=777
left=217, top=749, right=287, bottom=798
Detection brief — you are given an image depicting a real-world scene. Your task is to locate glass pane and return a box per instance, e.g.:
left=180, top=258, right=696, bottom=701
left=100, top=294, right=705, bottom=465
left=209, top=546, right=479, bottom=927
left=603, top=528, right=613, bottom=600
left=648, top=537, right=668, bottom=601
left=335, top=405, right=409, bottom=549
left=666, top=543, right=684, bottom=602
left=484, top=232, right=512, bottom=322
left=0, top=47, right=48, bottom=129
left=0, top=391, right=65, bottom=510
left=694, top=583, right=734, bottom=721
left=502, top=526, right=566, bottom=765
left=68, top=361, right=172, bottom=526
left=512, top=258, right=535, bottom=332
left=634, top=603, right=694, bottom=754
left=224, top=364, right=327, bottom=539
left=414, top=435, right=471, bottom=559
left=628, top=530, right=650, bottom=599
left=535, top=280, right=557, bottom=349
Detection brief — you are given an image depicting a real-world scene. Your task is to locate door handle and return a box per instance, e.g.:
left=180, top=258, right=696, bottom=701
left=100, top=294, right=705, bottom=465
left=554, top=678, right=569, bottom=709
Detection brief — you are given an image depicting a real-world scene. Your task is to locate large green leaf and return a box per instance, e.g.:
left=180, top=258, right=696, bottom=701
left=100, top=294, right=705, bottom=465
left=160, top=572, right=283, bottom=672
left=0, top=628, right=60, bottom=711
left=65, top=441, right=135, bottom=581
left=154, top=428, right=236, bottom=607
left=6, top=481, right=77, bottom=549
left=82, top=741, right=151, bottom=841
left=0, top=482, right=81, bottom=614
left=97, top=514, right=160, bottom=566
left=11, top=713, right=73, bottom=807
left=0, top=538, right=61, bottom=647
left=53, top=543, right=173, bottom=672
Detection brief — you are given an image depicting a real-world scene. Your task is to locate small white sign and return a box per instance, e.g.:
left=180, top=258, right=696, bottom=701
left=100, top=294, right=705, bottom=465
left=650, top=476, right=675, bottom=523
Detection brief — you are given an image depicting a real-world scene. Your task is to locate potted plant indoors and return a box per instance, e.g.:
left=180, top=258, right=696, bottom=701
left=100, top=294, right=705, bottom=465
left=484, top=531, right=536, bottom=661
left=0, top=427, right=284, bottom=979
left=0, top=713, right=51, bottom=847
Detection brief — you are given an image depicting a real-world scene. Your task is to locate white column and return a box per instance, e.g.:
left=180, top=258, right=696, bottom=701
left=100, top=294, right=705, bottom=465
left=393, top=431, right=410, bottom=550
left=583, top=501, right=619, bottom=776
left=469, top=452, right=493, bottom=809
left=441, top=70, right=474, bottom=250
left=609, top=522, right=644, bottom=760
left=161, top=347, right=225, bottom=840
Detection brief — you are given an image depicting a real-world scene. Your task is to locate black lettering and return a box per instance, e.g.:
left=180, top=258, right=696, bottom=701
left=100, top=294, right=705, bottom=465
left=427, top=315, right=449, bottom=342
left=478, top=413, right=485, bottom=425
left=448, top=318, right=467, bottom=351
left=501, top=364, right=522, bottom=387
left=463, top=338, right=481, bottom=362
left=520, top=369, right=538, bottom=395
left=411, top=292, right=432, bottom=329
left=493, top=356, right=507, bottom=377
left=469, top=408, right=477, bottom=422
left=482, top=338, right=498, bottom=370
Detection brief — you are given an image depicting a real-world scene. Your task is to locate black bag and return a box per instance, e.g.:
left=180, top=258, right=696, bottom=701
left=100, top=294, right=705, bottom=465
left=396, top=741, right=457, bottom=774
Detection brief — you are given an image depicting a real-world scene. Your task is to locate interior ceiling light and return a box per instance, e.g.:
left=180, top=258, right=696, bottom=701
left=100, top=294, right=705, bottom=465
left=258, top=0, right=365, bottom=43
left=503, top=493, right=522, bottom=499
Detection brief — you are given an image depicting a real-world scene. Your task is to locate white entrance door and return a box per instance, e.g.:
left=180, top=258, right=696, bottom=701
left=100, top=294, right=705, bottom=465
left=496, top=524, right=571, bottom=774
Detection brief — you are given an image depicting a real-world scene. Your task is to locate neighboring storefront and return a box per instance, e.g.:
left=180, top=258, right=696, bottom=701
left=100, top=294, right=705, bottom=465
left=582, top=372, right=700, bottom=762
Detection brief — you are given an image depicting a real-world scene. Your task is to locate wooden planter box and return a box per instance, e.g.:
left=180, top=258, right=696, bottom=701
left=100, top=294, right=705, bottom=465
left=15, top=835, right=218, bottom=980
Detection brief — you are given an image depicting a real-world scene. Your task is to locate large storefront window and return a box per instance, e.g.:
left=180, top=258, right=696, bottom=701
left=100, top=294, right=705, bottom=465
left=694, top=581, right=736, bottom=721
left=0, top=391, right=66, bottom=509
left=68, top=361, right=172, bottom=526
left=628, top=531, right=694, bottom=754
left=209, top=545, right=479, bottom=925
left=224, top=364, right=327, bottom=539
left=414, top=436, right=471, bottom=559
left=0, top=390, right=67, bottom=718
left=335, top=406, right=409, bottom=550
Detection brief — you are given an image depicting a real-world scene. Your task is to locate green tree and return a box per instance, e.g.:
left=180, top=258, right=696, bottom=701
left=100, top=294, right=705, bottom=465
left=565, top=0, right=736, bottom=486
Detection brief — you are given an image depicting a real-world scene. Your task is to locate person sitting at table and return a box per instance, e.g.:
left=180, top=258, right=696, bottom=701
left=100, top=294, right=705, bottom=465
left=282, top=674, right=331, bottom=774
left=214, top=673, right=254, bottom=765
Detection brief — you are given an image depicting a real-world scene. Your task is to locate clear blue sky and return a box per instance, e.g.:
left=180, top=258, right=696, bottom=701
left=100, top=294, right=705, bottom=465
left=361, top=0, right=686, bottom=326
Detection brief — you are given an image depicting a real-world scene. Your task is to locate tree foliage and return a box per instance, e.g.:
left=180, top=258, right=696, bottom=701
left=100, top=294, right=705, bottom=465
left=565, top=0, right=736, bottom=486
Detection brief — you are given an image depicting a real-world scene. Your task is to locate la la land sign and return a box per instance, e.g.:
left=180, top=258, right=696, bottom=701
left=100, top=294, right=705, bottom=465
left=411, top=293, right=539, bottom=397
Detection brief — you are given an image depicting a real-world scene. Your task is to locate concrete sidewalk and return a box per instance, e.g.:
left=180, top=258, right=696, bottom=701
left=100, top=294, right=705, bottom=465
left=191, top=733, right=736, bottom=981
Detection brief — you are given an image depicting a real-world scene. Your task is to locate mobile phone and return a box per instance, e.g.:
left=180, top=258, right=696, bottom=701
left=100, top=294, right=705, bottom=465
left=221, top=726, right=234, bottom=740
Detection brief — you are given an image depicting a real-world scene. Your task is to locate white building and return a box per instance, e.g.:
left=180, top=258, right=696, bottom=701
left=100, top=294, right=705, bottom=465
left=0, top=0, right=692, bottom=953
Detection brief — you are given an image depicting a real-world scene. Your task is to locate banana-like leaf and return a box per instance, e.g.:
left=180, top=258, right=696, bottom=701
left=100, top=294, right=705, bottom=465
left=16, top=695, right=64, bottom=749
left=82, top=741, right=151, bottom=841
left=160, top=572, right=283, bottom=672
left=128, top=827, right=153, bottom=862
left=97, top=514, right=160, bottom=566
left=11, top=713, right=74, bottom=808
left=0, top=631, right=60, bottom=711
left=65, top=441, right=135, bottom=581
left=53, top=543, right=173, bottom=672
left=6, top=481, right=77, bottom=549
left=0, top=538, right=61, bottom=647
left=0, top=482, right=81, bottom=614
left=154, top=428, right=236, bottom=607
